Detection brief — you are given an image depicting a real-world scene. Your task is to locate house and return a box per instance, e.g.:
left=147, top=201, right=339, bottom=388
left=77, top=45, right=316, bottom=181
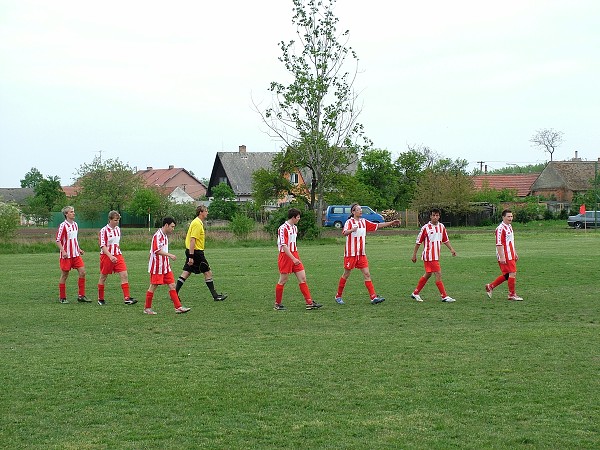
left=472, top=174, right=540, bottom=198
left=530, top=160, right=600, bottom=202
left=0, top=187, right=34, bottom=204
left=208, top=145, right=305, bottom=203
left=136, top=165, right=207, bottom=200
left=0, top=187, right=34, bottom=225
left=207, top=144, right=359, bottom=205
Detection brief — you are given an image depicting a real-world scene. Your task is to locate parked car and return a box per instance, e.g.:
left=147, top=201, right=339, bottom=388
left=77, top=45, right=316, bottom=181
left=324, top=205, right=384, bottom=228
left=567, top=211, right=600, bottom=228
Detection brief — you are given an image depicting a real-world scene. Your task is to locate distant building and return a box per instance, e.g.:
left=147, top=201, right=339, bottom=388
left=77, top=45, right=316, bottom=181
left=136, top=165, right=207, bottom=200
left=531, top=160, right=600, bottom=202
left=472, top=174, right=540, bottom=198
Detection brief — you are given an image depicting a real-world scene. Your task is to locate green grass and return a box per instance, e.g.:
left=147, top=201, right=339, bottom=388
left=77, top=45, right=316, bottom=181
left=1, top=229, right=599, bottom=449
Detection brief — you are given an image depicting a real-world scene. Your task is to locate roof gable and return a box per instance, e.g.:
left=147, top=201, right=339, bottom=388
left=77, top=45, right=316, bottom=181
left=136, top=167, right=206, bottom=199
left=531, top=161, right=597, bottom=191
left=0, top=187, right=34, bottom=204
left=210, top=152, right=278, bottom=196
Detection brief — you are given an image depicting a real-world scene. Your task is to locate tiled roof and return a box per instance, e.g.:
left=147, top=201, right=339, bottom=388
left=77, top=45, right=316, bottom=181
left=136, top=167, right=206, bottom=199
left=216, top=152, right=279, bottom=195
left=0, top=187, right=34, bottom=204
left=472, top=174, right=540, bottom=197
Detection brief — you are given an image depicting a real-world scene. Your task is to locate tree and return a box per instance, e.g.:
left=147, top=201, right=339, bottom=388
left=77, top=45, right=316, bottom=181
left=355, top=149, right=400, bottom=209
left=209, top=183, right=238, bottom=220
left=73, top=156, right=144, bottom=220
left=252, top=167, right=294, bottom=208
left=0, top=202, right=20, bottom=240
left=530, top=128, right=564, bottom=161
left=394, top=145, right=438, bottom=209
left=20, top=167, right=44, bottom=188
left=24, top=176, right=67, bottom=225
left=129, top=187, right=170, bottom=227
left=257, top=0, right=371, bottom=226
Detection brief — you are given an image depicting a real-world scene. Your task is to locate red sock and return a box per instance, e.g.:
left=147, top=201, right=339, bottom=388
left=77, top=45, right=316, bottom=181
left=414, top=276, right=427, bottom=294
left=59, top=283, right=66, bottom=299
left=78, top=277, right=85, bottom=296
left=98, top=284, right=105, bottom=300
left=169, top=289, right=182, bottom=309
left=435, top=281, right=447, bottom=298
left=365, top=280, right=376, bottom=299
left=121, top=283, right=130, bottom=299
left=145, top=291, right=153, bottom=309
left=508, top=277, right=516, bottom=296
left=336, top=277, right=347, bottom=298
left=491, top=275, right=507, bottom=288
left=275, top=283, right=284, bottom=303
left=299, top=282, right=312, bottom=304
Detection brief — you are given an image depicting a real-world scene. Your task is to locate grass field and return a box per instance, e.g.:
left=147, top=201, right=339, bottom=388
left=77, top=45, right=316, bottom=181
left=1, top=226, right=599, bottom=449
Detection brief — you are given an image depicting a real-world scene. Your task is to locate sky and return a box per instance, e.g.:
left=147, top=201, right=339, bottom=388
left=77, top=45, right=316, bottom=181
left=1, top=0, right=599, bottom=187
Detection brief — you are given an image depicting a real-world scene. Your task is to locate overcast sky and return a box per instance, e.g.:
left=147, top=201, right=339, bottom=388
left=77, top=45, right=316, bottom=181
left=1, top=0, right=599, bottom=187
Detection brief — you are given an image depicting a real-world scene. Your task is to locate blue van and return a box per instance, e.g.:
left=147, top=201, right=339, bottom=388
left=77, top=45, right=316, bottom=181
left=323, top=205, right=384, bottom=228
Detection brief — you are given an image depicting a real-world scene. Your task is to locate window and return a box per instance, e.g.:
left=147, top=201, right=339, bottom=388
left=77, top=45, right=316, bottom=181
left=218, top=177, right=228, bottom=185
left=289, top=173, right=299, bottom=185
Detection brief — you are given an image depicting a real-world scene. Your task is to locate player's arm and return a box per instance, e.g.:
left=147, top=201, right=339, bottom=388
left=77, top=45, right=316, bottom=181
left=411, top=243, right=421, bottom=263
left=444, top=241, right=456, bottom=256
left=496, top=244, right=506, bottom=263
left=187, top=237, right=196, bottom=264
left=281, top=244, right=300, bottom=265
left=379, top=219, right=401, bottom=228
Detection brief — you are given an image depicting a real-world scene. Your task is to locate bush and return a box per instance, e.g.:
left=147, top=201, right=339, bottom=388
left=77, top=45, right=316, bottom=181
left=230, top=214, right=255, bottom=240
left=265, top=204, right=320, bottom=240
left=0, top=202, right=20, bottom=240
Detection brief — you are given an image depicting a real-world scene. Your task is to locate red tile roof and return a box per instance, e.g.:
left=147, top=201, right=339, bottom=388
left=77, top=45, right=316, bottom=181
left=472, top=174, right=540, bottom=197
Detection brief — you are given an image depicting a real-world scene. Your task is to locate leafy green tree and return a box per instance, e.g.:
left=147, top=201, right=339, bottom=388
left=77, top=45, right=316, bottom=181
left=129, top=187, right=170, bottom=227
left=258, top=0, right=371, bottom=225
left=20, top=167, right=44, bottom=188
left=0, top=202, right=20, bottom=240
left=73, top=156, right=144, bottom=221
left=324, top=173, right=382, bottom=209
left=394, top=145, right=438, bottom=209
left=209, top=183, right=238, bottom=220
left=265, top=202, right=320, bottom=239
left=252, top=167, right=294, bottom=208
left=166, top=201, right=198, bottom=227
left=356, top=149, right=400, bottom=209
left=23, top=175, right=67, bottom=225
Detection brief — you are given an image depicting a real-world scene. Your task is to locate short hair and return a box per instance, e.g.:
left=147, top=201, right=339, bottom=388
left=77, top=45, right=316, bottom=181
left=430, top=208, right=441, bottom=215
left=108, top=210, right=121, bottom=220
left=502, top=209, right=512, bottom=217
left=162, top=217, right=176, bottom=226
left=61, top=206, right=74, bottom=217
left=196, top=205, right=208, bottom=215
left=288, top=208, right=301, bottom=219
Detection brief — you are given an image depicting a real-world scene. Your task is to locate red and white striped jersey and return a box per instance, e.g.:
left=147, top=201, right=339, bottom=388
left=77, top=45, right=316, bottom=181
left=495, top=222, right=516, bottom=261
left=416, top=221, right=449, bottom=261
left=99, top=224, right=122, bottom=256
left=277, top=221, right=298, bottom=252
left=148, top=229, right=171, bottom=274
left=343, top=218, right=378, bottom=257
left=56, top=220, right=81, bottom=258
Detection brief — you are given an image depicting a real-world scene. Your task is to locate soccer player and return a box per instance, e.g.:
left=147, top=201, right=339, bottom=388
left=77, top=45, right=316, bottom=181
left=145, top=217, right=191, bottom=315
left=334, top=203, right=400, bottom=305
left=274, top=208, right=322, bottom=311
left=97, top=210, right=136, bottom=306
left=55, top=206, right=90, bottom=304
left=175, top=205, right=227, bottom=301
left=410, top=208, right=457, bottom=302
left=485, top=209, right=523, bottom=301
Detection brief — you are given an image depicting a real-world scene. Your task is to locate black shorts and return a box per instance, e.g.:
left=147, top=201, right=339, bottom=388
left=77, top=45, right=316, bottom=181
left=183, top=249, right=211, bottom=274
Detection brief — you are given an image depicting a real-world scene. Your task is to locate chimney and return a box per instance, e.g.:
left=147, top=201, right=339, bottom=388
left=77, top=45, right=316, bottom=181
left=147, top=166, right=153, bottom=170
left=239, top=145, right=247, bottom=153
left=575, top=151, right=578, bottom=159
left=484, top=164, right=488, bottom=174
left=169, top=165, right=174, bottom=169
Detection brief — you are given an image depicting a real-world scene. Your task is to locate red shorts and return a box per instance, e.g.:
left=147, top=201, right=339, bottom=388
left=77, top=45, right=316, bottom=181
left=100, top=254, right=127, bottom=275
left=498, top=260, right=517, bottom=274
left=59, top=256, right=85, bottom=272
left=423, top=260, right=441, bottom=273
left=150, top=271, right=175, bottom=285
left=278, top=251, right=305, bottom=274
left=344, top=255, right=369, bottom=270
